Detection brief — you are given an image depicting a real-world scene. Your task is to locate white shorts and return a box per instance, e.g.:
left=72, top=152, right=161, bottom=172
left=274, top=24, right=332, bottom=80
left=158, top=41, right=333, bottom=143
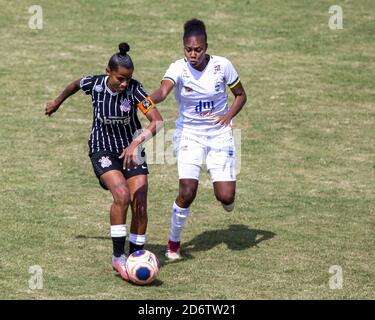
left=173, top=129, right=236, bottom=182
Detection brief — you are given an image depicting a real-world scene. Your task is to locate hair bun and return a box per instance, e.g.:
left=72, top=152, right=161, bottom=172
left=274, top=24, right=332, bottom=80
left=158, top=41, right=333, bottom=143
left=118, top=42, right=130, bottom=55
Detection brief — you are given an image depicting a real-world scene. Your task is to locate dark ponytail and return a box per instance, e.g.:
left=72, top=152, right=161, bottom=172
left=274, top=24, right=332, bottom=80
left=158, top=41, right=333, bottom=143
left=118, top=42, right=130, bottom=55
left=108, top=42, right=134, bottom=71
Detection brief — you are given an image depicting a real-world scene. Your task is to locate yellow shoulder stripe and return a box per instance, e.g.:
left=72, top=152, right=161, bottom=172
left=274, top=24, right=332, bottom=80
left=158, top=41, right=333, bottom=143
left=228, top=78, right=241, bottom=89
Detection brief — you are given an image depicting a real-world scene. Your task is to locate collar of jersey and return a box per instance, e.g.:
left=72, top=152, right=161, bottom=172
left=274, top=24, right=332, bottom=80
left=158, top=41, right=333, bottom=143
left=104, top=76, right=119, bottom=96
left=185, top=55, right=212, bottom=74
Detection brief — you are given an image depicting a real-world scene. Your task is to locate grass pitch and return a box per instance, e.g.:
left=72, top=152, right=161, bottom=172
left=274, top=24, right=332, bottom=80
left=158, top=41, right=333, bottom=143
left=0, top=0, right=374, bottom=299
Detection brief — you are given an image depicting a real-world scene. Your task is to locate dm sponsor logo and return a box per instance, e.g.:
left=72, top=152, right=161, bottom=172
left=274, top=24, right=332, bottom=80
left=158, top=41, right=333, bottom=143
left=195, top=100, right=215, bottom=113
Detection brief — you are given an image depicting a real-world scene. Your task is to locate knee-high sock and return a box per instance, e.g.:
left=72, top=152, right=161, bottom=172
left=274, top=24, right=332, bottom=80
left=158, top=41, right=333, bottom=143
left=111, top=224, right=127, bottom=257
left=169, top=202, right=190, bottom=242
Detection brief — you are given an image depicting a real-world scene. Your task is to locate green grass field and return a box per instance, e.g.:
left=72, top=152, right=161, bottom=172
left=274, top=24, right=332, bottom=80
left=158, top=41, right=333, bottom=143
left=0, top=0, right=374, bottom=299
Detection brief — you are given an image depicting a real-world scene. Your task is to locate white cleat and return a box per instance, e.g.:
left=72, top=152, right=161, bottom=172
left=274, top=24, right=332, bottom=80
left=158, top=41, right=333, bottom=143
left=112, top=254, right=129, bottom=281
left=165, top=248, right=182, bottom=261
left=222, top=202, right=235, bottom=212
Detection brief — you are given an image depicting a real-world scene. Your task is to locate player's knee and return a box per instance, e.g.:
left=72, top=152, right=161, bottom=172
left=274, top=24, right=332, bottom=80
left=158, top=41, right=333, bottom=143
left=179, top=188, right=196, bottom=206
left=112, top=186, right=130, bottom=207
left=216, top=192, right=235, bottom=206
left=133, top=187, right=147, bottom=208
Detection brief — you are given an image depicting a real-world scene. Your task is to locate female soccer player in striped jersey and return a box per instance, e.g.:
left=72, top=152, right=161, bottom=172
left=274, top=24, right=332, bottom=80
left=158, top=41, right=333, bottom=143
left=149, top=19, right=247, bottom=261
left=45, top=42, right=163, bottom=280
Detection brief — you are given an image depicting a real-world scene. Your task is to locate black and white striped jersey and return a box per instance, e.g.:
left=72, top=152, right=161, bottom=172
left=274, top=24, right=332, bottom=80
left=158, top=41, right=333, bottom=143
left=80, top=75, right=154, bottom=155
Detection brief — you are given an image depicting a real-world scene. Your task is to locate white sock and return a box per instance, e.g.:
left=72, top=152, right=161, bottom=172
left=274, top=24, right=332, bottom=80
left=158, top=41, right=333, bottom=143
left=169, top=202, right=190, bottom=242
left=110, top=224, right=127, bottom=238
left=129, top=233, right=146, bottom=246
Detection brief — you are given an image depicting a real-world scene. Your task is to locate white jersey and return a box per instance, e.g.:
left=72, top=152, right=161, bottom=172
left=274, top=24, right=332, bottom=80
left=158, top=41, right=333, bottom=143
left=163, top=55, right=240, bottom=136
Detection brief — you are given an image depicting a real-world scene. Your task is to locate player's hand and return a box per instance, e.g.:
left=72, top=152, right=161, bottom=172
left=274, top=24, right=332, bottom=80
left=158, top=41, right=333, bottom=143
left=45, top=100, right=60, bottom=116
left=211, top=114, right=232, bottom=127
left=119, top=142, right=140, bottom=169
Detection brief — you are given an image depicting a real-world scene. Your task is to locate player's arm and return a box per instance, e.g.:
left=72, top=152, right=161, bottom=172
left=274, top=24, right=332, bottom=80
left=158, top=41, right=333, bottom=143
left=148, top=80, right=174, bottom=104
left=213, top=81, right=247, bottom=126
left=132, top=107, right=164, bottom=145
left=45, top=78, right=81, bottom=116
left=227, top=81, right=247, bottom=119
left=119, top=107, right=164, bottom=168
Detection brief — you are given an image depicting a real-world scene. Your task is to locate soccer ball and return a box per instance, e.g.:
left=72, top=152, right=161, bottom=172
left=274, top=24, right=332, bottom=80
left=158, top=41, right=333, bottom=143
left=126, top=250, right=160, bottom=285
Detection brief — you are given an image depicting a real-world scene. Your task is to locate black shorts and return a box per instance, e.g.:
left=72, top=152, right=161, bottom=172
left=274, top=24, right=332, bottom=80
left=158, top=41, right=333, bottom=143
left=89, top=150, right=149, bottom=190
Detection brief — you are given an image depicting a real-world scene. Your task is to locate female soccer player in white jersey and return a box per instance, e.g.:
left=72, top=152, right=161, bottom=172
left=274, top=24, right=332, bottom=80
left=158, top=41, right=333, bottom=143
left=45, top=43, right=163, bottom=280
left=149, top=19, right=247, bottom=260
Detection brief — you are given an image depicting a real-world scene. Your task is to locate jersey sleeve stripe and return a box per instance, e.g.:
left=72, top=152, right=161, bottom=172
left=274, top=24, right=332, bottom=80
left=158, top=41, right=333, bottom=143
left=162, top=77, right=176, bottom=86
left=228, top=77, right=240, bottom=89
left=135, top=86, right=147, bottom=103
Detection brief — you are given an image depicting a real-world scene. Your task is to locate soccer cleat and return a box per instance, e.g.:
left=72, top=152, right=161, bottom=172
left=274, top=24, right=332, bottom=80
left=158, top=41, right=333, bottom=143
left=112, top=254, right=129, bottom=281
left=222, top=202, right=235, bottom=212
left=165, top=240, right=182, bottom=261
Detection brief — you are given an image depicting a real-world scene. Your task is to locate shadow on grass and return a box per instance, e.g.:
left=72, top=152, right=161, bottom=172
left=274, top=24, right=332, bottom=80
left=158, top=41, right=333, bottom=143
left=113, top=273, right=164, bottom=287
left=181, top=224, right=275, bottom=260
left=75, top=224, right=275, bottom=267
left=75, top=235, right=109, bottom=240
left=149, top=224, right=275, bottom=266
left=75, top=234, right=168, bottom=266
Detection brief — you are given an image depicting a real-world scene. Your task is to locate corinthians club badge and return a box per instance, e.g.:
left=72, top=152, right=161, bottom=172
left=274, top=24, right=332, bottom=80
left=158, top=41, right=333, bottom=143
left=99, top=156, right=112, bottom=168
left=120, top=98, right=131, bottom=112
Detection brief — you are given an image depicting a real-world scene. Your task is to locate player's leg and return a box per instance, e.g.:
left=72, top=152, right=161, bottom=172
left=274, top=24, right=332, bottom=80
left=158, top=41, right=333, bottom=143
left=207, top=131, right=236, bottom=212
left=166, top=179, right=199, bottom=261
left=126, top=173, right=148, bottom=255
left=166, top=178, right=199, bottom=259
left=99, top=170, right=130, bottom=280
left=166, top=130, right=204, bottom=260
left=176, top=178, right=199, bottom=208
